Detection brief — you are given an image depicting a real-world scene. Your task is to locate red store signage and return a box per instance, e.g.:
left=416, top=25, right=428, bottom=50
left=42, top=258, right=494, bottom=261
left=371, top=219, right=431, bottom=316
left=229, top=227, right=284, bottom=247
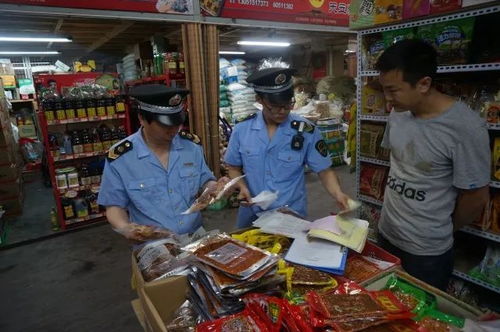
left=0, top=0, right=193, bottom=15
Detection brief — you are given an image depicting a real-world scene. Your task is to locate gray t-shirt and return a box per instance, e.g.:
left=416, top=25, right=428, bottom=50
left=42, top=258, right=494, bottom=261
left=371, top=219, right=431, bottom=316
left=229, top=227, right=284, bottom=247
left=379, top=101, right=491, bottom=255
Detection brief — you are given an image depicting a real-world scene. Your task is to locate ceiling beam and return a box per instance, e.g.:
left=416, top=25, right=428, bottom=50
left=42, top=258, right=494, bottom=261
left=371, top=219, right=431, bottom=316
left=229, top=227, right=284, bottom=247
left=47, top=18, right=64, bottom=49
left=86, top=21, right=133, bottom=54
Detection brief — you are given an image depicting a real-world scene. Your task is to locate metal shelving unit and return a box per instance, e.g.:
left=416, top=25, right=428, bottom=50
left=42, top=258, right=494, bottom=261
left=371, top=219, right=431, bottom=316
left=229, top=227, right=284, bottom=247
left=359, top=156, right=390, bottom=167
left=460, top=226, right=500, bottom=243
left=355, top=4, right=500, bottom=297
left=452, top=270, right=500, bottom=295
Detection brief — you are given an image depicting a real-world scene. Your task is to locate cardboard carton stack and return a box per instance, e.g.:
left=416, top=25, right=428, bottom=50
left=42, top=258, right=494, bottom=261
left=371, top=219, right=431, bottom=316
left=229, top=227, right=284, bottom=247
left=0, top=80, right=23, bottom=217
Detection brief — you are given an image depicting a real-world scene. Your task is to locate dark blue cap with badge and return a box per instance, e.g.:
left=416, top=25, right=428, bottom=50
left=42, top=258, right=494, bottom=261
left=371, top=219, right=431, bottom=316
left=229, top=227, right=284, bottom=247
left=129, top=84, right=189, bottom=126
left=247, top=67, right=297, bottom=105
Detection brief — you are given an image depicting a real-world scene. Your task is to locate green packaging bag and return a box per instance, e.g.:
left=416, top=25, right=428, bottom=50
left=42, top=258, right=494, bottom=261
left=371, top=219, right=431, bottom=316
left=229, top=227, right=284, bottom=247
left=383, top=28, right=416, bottom=48
left=385, top=275, right=437, bottom=317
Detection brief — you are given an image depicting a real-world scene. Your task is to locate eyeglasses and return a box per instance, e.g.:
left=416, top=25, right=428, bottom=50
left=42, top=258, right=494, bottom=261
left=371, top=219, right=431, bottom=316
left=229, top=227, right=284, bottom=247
left=261, top=99, right=295, bottom=113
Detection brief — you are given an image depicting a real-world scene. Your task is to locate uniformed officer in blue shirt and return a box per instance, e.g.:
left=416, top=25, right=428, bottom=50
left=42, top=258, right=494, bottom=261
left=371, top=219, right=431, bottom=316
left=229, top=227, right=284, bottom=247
left=224, top=65, right=350, bottom=228
left=97, top=84, right=217, bottom=240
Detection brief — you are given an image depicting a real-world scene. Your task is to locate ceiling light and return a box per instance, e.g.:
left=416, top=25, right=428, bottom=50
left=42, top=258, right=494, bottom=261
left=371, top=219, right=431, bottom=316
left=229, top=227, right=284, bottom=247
left=0, top=37, right=71, bottom=43
left=0, top=51, right=60, bottom=55
left=219, top=51, right=246, bottom=55
left=237, top=41, right=290, bottom=47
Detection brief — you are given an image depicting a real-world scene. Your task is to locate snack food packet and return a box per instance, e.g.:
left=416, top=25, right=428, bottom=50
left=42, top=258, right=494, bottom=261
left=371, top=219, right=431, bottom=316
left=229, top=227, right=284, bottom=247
left=243, top=294, right=285, bottom=332
left=282, top=302, right=314, bottom=332
left=165, top=299, right=203, bottom=332
left=382, top=28, right=415, bottom=48
left=417, top=308, right=465, bottom=329
left=385, top=275, right=437, bottom=316
left=183, top=175, right=245, bottom=214
left=114, top=222, right=175, bottom=243
left=344, top=255, right=381, bottom=283
left=195, top=307, right=270, bottom=332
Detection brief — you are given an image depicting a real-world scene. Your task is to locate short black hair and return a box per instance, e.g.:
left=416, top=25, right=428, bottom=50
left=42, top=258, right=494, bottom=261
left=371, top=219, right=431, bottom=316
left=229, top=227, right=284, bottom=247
left=375, top=39, right=437, bottom=86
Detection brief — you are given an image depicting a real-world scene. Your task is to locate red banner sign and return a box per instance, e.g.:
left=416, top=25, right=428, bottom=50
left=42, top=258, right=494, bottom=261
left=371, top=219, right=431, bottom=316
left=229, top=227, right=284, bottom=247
left=0, top=0, right=193, bottom=14
left=202, top=0, right=350, bottom=26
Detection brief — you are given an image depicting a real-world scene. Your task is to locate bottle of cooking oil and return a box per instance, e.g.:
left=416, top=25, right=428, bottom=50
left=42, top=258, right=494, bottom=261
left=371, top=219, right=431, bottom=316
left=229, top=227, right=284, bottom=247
left=51, top=208, right=60, bottom=231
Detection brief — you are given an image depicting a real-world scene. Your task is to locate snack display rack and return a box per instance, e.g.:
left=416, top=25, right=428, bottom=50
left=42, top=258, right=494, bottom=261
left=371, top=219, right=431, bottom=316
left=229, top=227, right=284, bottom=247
left=36, top=73, right=132, bottom=230
left=355, top=3, right=500, bottom=295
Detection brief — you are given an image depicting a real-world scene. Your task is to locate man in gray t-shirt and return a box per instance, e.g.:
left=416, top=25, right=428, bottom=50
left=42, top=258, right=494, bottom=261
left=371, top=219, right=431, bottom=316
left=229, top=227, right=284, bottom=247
left=375, top=40, right=490, bottom=290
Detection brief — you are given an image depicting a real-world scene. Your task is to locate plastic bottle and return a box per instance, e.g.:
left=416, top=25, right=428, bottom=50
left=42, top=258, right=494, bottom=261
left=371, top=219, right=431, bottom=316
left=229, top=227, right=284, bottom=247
left=75, top=98, right=87, bottom=119
left=96, top=97, right=107, bottom=117
left=111, top=127, right=120, bottom=146
left=55, top=98, right=66, bottom=121
left=64, top=97, right=76, bottom=120
left=115, top=95, right=126, bottom=113
left=100, top=126, right=112, bottom=151
left=82, top=129, right=93, bottom=153
left=43, top=99, right=55, bottom=123
left=86, top=98, right=97, bottom=119
left=105, top=96, right=116, bottom=116
left=50, top=208, right=59, bottom=231
left=71, top=131, right=83, bottom=154
left=92, top=128, right=103, bottom=153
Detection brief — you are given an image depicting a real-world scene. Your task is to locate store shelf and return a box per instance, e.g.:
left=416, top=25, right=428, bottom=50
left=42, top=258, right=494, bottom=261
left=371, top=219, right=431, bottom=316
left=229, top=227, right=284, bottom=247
left=10, top=99, right=35, bottom=103
left=65, top=212, right=105, bottom=225
left=359, top=156, right=390, bottom=167
left=460, top=226, right=500, bottom=243
left=487, top=123, right=500, bottom=131
left=47, top=114, right=125, bottom=125
left=452, top=270, right=500, bottom=294
left=58, top=185, right=100, bottom=195
left=361, top=63, right=500, bottom=77
left=53, top=151, right=106, bottom=162
left=360, top=4, right=500, bottom=35
left=359, top=114, right=389, bottom=122
left=125, top=73, right=185, bottom=86
left=359, top=195, right=384, bottom=207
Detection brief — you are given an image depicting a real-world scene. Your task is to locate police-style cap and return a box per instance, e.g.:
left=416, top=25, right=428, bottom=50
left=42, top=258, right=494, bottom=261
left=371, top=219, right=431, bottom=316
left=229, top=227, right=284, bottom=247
left=129, top=84, right=189, bottom=126
left=247, top=67, right=296, bottom=104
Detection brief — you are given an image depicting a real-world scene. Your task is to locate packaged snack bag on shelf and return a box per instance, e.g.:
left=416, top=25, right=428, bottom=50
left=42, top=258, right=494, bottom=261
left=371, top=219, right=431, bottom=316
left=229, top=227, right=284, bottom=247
left=430, top=0, right=462, bottom=14
left=434, top=17, right=475, bottom=65
left=359, top=164, right=389, bottom=200
left=469, top=245, right=500, bottom=288
left=374, top=0, right=403, bottom=25
left=362, top=34, right=385, bottom=70
left=382, top=28, right=415, bottom=47
left=493, top=138, right=500, bottom=181
left=360, top=123, right=386, bottom=157
left=403, top=0, right=430, bottom=19
left=349, top=0, right=376, bottom=29
left=362, top=86, right=386, bottom=115
left=490, top=193, right=500, bottom=234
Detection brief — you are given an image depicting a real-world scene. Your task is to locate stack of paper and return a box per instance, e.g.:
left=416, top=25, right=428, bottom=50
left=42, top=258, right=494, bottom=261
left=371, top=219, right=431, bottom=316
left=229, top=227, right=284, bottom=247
left=253, top=210, right=310, bottom=239
left=307, top=215, right=369, bottom=253
left=284, top=233, right=348, bottom=275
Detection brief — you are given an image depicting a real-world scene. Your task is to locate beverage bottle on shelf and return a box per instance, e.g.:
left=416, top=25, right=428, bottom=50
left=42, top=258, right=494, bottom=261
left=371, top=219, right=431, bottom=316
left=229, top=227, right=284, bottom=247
left=43, top=98, right=56, bottom=123
left=96, top=97, right=107, bottom=117
left=79, top=165, right=92, bottom=186
left=115, top=95, right=126, bottom=113
left=82, top=129, right=93, bottom=153
left=71, top=130, right=84, bottom=154
left=55, top=98, right=66, bottom=121
left=100, top=126, right=112, bottom=151
left=105, top=96, right=116, bottom=116
left=62, top=132, right=73, bottom=155
left=50, top=207, right=59, bottom=231
left=48, top=134, right=60, bottom=158
left=90, top=165, right=101, bottom=185
left=91, top=128, right=103, bottom=153
left=117, top=126, right=127, bottom=140
left=61, top=197, right=75, bottom=220
left=111, top=127, right=120, bottom=146
left=74, top=196, right=89, bottom=218
left=86, top=191, right=100, bottom=215
left=86, top=98, right=97, bottom=119
left=178, top=52, right=185, bottom=74
left=75, top=98, right=87, bottom=119
left=64, top=97, right=76, bottom=120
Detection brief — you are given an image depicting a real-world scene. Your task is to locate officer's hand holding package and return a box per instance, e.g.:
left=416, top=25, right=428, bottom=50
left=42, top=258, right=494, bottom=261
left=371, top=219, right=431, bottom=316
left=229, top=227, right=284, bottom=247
left=97, top=85, right=218, bottom=242
left=224, top=62, right=351, bottom=228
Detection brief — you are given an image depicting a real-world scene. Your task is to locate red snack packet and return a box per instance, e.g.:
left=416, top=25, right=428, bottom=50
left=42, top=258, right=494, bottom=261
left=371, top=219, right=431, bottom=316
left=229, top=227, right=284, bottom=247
left=370, top=290, right=415, bottom=320
left=282, top=302, right=315, bottom=332
left=333, top=278, right=367, bottom=295
left=243, top=294, right=284, bottom=332
left=196, top=308, right=270, bottom=332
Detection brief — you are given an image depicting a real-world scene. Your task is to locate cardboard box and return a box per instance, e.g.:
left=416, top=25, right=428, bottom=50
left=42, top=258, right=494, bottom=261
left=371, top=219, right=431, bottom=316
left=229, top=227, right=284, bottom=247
left=0, top=75, right=15, bottom=89
left=138, top=275, right=188, bottom=332
left=0, top=163, right=19, bottom=183
left=131, top=298, right=149, bottom=332
left=18, top=124, right=36, bottom=138
left=364, top=270, right=482, bottom=319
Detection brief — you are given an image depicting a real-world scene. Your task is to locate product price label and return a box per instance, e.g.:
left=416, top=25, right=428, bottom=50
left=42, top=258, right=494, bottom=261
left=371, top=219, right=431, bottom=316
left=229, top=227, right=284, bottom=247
left=206, top=243, right=248, bottom=265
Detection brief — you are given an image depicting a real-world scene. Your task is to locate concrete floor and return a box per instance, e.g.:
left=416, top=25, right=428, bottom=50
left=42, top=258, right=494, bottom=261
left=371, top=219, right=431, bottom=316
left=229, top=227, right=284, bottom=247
left=0, top=166, right=355, bottom=332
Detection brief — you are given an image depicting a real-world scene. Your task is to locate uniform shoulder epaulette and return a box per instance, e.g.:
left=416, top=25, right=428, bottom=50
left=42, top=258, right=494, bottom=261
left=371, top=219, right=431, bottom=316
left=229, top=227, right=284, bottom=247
left=179, top=130, right=201, bottom=145
left=107, top=140, right=133, bottom=161
left=235, top=113, right=257, bottom=124
left=291, top=120, right=315, bottom=133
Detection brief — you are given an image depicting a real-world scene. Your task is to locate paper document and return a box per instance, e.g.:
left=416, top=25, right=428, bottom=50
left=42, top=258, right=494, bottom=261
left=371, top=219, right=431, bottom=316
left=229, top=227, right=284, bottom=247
left=308, top=215, right=343, bottom=235
left=285, top=234, right=347, bottom=274
left=253, top=211, right=310, bottom=239
left=308, top=216, right=369, bottom=253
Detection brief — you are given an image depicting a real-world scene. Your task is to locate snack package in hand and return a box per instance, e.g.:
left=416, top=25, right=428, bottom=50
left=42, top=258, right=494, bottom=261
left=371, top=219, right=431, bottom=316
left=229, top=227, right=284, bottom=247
left=182, top=175, right=245, bottom=214
left=251, top=191, right=278, bottom=210
left=113, top=222, right=175, bottom=243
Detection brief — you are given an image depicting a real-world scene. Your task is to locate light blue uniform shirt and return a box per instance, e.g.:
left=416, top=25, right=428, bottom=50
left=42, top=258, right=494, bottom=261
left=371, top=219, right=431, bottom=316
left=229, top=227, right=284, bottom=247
left=97, top=129, right=215, bottom=234
left=224, top=111, right=331, bottom=227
